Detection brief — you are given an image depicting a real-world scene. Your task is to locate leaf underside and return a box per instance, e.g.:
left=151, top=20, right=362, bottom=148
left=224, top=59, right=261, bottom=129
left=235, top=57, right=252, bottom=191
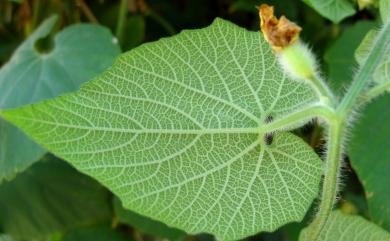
left=2, top=18, right=323, bottom=240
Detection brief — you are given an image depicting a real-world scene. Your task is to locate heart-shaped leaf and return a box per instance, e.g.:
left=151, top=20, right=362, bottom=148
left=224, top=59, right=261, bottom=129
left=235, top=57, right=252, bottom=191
left=1, top=18, right=323, bottom=240
left=0, top=16, right=120, bottom=183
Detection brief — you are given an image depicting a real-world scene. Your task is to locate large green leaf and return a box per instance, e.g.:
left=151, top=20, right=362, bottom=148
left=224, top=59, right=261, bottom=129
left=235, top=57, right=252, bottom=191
left=0, top=16, right=121, bottom=182
left=349, top=94, right=390, bottom=231
left=1, top=18, right=323, bottom=240
left=302, top=0, right=356, bottom=23
left=0, top=156, right=112, bottom=239
left=61, top=225, right=131, bottom=241
left=324, top=21, right=376, bottom=95
left=114, top=197, right=186, bottom=240
left=299, top=211, right=390, bottom=241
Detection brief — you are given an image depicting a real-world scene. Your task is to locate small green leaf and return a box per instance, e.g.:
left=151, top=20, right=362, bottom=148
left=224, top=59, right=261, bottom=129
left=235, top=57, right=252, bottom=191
left=2, top=18, right=323, bottom=240
left=61, top=225, right=132, bottom=241
left=302, top=0, right=356, bottom=23
left=0, top=16, right=120, bottom=182
left=324, top=21, right=376, bottom=94
left=355, top=29, right=390, bottom=87
left=114, top=197, right=186, bottom=240
left=349, top=94, right=390, bottom=231
left=299, top=211, right=390, bottom=241
left=0, top=156, right=112, bottom=239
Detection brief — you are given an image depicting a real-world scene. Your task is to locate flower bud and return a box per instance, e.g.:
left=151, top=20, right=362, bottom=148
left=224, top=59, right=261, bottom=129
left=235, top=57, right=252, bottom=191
left=258, top=4, right=317, bottom=80
left=278, top=41, right=317, bottom=81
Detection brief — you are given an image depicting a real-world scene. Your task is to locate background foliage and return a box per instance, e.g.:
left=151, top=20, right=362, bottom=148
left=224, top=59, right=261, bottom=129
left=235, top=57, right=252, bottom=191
left=0, top=0, right=388, bottom=241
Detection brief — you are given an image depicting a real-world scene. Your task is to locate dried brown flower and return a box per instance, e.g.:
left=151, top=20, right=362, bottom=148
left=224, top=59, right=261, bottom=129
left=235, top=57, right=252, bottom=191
left=258, top=4, right=302, bottom=51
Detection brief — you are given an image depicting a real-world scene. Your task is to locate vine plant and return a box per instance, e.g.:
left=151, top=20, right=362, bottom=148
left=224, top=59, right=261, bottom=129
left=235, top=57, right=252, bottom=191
left=1, top=4, right=389, bottom=241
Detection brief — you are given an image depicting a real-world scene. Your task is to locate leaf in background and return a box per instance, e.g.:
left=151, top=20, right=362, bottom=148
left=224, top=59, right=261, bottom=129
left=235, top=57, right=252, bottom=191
left=0, top=155, right=112, bottom=239
left=0, top=236, right=13, bottom=241
left=355, top=29, right=390, bottom=87
left=348, top=94, right=390, bottom=231
left=324, top=21, right=376, bottom=95
left=301, top=0, right=356, bottom=23
left=114, top=197, right=186, bottom=240
left=0, top=16, right=121, bottom=183
left=299, top=210, right=390, bottom=241
left=1, top=18, right=323, bottom=240
left=61, top=225, right=131, bottom=241
left=380, top=0, right=390, bottom=22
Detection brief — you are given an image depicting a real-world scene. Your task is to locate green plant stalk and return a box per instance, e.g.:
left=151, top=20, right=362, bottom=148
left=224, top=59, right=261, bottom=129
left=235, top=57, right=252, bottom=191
left=261, top=104, right=334, bottom=133
left=116, top=0, right=128, bottom=44
left=309, top=74, right=335, bottom=106
left=337, top=18, right=390, bottom=117
left=304, top=119, right=344, bottom=241
left=304, top=17, right=390, bottom=241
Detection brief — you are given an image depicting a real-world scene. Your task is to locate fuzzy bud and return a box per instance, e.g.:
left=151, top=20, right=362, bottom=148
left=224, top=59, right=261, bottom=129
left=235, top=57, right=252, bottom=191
left=278, top=41, right=317, bottom=81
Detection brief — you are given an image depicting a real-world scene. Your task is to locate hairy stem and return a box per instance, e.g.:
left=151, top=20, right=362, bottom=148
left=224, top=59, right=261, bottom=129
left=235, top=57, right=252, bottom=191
left=304, top=17, right=390, bottom=241
left=262, top=104, right=334, bottom=133
left=309, top=74, right=335, bottom=106
left=305, top=119, right=344, bottom=241
left=337, top=19, right=390, bottom=116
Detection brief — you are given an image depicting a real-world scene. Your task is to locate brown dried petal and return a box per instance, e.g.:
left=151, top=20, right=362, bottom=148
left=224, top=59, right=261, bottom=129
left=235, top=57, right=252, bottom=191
left=258, top=4, right=302, bottom=51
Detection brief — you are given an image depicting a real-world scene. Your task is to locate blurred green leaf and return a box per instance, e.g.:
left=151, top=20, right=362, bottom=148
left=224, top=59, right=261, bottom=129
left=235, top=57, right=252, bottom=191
left=0, top=235, right=13, bottom=241
left=61, top=225, right=131, bottom=241
left=301, top=0, right=356, bottom=23
left=0, top=15, right=120, bottom=183
left=0, top=156, right=112, bottom=239
left=324, top=21, right=376, bottom=95
left=299, top=210, right=390, bottom=240
left=380, top=0, right=390, bottom=22
left=348, top=94, right=390, bottom=231
left=355, top=29, right=390, bottom=88
left=114, top=197, right=186, bottom=240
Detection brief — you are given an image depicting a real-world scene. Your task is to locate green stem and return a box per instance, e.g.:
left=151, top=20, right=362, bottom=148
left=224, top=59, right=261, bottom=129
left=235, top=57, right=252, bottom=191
left=304, top=18, right=390, bottom=241
left=304, top=119, right=344, bottom=241
left=337, top=19, right=390, bottom=116
left=262, top=104, right=334, bottom=133
left=116, top=0, right=128, bottom=43
left=309, top=74, right=335, bottom=106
